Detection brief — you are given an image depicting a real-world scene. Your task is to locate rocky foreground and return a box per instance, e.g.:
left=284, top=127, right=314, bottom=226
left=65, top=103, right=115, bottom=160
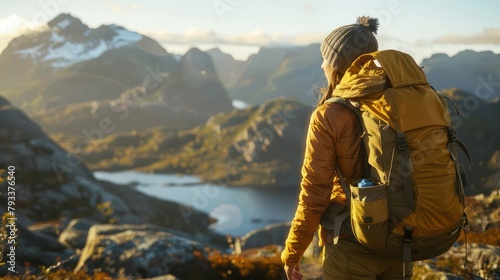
left=0, top=190, right=497, bottom=279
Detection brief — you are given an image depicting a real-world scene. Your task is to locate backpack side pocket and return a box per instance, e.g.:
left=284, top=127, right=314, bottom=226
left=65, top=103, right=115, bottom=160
left=350, top=184, right=389, bottom=250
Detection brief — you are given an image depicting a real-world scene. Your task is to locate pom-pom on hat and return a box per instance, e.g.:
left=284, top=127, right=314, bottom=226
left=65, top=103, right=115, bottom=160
left=320, top=16, right=379, bottom=74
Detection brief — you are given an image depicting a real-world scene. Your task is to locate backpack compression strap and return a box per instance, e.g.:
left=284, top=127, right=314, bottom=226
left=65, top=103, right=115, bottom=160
left=396, top=132, right=416, bottom=211
left=448, top=128, right=472, bottom=202
left=333, top=166, right=350, bottom=245
left=403, top=225, right=414, bottom=277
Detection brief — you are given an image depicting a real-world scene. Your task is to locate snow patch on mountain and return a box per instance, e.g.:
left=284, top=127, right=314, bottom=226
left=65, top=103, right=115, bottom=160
left=14, top=19, right=143, bottom=69
left=56, top=18, right=71, bottom=29
left=110, top=25, right=142, bottom=47
left=43, top=40, right=109, bottom=68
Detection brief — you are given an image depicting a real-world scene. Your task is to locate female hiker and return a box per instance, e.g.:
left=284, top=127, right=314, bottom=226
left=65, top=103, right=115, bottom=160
left=281, top=16, right=412, bottom=280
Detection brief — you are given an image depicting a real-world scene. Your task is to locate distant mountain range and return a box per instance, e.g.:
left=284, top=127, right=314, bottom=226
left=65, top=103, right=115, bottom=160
left=0, top=13, right=232, bottom=132
left=0, top=13, right=498, bottom=194
left=208, top=44, right=324, bottom=106
left=421, top=51, right=500, bottom=101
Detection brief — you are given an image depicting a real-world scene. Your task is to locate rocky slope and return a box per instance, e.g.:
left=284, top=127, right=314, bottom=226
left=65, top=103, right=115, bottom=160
left=64, top=98, right=312, bottom=187
left=0, top=96, right=227, bottom=277
left=206, top=47, right=247, bottom=90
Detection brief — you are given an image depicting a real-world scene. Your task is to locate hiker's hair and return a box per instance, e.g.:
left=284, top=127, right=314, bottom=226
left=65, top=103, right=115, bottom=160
left=317, top=71, right=342, bottom=106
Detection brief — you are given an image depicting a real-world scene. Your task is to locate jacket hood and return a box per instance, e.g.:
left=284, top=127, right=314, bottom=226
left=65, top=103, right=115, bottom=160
left=333, top=50, right=428, bottom=100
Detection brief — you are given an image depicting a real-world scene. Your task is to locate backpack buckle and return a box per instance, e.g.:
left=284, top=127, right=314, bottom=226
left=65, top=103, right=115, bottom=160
left=448, top=128, right=457, bottom=142
left=403, top=225, right=414, bottom=243
left=397, top=135, right=408, bottom=151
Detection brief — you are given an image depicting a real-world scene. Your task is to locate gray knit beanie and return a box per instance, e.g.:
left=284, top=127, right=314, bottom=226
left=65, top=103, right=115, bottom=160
left=321, top=16, right=379, bottom=74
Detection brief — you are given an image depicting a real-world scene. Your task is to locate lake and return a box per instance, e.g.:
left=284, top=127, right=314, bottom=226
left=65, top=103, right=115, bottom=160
left=94, top=171, right=299, bottom=237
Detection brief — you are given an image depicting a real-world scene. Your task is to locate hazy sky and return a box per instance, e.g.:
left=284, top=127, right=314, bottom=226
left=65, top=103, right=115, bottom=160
left=1, top=0, right=499, bottom=63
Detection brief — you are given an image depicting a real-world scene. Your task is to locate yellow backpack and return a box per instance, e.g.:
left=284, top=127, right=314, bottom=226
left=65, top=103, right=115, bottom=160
left=322, top=50, right=471, bottom=276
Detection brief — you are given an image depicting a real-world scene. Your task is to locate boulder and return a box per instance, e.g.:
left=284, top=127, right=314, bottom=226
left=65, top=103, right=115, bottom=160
left=75, top=224, right=209, bottom=279
left=240, top=222, right=290, bottom=249
left=240, top=222, right=321, bottom=258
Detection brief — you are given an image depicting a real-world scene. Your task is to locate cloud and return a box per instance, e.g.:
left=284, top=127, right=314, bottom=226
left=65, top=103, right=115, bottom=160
left=145, top=28, right=222, bottom=45
left=184, top=27, right=220, bottom=43
left=433, top=28, right=500, bottom=45
left=143, top=28, right=327, bottom=47
left=0, top=13, right=43, bottom=36
left=225, top=30, right=285, bottom=45
left=301, top=1, right=316, bottom=13
left=290, top=32, right=324, bottom=45
left=103, top=1, right=142, bottom=14
left=113, top=5, right=123, bottom=13
left=103, top=0, right=123, bottom=14
left=144, top=29, right=407, bottom=48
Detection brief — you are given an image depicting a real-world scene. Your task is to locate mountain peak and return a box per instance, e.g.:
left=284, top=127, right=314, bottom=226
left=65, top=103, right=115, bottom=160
left=180, top=47, right=218, bottom=77
left=47, top=13, right=89, bottom=34
left=5, top=13, right=143, bottom=70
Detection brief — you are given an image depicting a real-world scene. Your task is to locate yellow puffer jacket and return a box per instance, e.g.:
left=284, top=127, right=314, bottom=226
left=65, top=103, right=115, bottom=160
left=281, top=101, right=365, bottom=266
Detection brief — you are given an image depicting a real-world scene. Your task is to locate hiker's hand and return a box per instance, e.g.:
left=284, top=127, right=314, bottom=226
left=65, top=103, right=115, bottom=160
left=284, top=264, right=303, bottom=280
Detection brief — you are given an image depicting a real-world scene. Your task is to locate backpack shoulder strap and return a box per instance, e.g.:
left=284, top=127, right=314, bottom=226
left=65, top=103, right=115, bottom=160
left=325, top=96, right=370, bottom=180
left=325, top=97, right=360, bottom=117
left=324, top=97, right=365, bottom=244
